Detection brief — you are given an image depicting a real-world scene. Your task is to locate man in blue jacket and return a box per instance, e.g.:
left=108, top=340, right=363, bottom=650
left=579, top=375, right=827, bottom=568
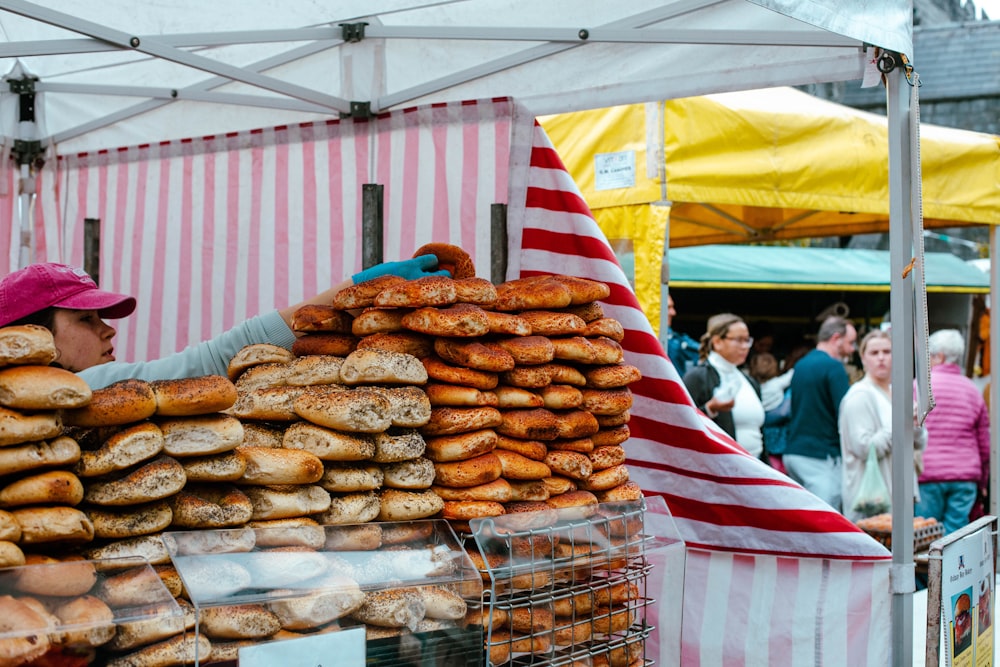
left=783, top=315, right=857, bottom=512
left=665, top=294, right=700, bottom=378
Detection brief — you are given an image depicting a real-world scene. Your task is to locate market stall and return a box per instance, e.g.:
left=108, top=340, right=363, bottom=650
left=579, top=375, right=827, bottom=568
left=0, top=2, right=919, bottom=665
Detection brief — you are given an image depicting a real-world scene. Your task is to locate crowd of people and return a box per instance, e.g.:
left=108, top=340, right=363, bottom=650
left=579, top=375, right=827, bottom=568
left=668, top=296, right=992, bottom=536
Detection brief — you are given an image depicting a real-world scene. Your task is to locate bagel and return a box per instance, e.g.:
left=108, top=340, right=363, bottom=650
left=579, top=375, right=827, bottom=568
left=424, top=383, right=498, bottom=408
left=367, top=385, right=432, bottom=428
left=151, top=375, right=238, bottom=416
left=493, top=277, right=572, bottom=311
left=401, top=303, right=490, bottom=337
left=233, top=361, right=291, bottom=392
left=441, top=499, right=505, bottom=522
left=52, top=594, right=116, bottom=648
left=423, top=429, right=497, bottom=462
left=586, top=363, right=642, bottom=389
left=519, top=310, right=587, bottom=336
left=324, top=523, right=383, bottom=551
left=0, top=470, right=84, bottom=507
left=268, top=576, right=365, bottom=629
left=581, top=387, right=634, bottom=415
left=590, top=336, right=625, bottom=365
left=227, top=343, right=296, bottom=381
left=293, top=387, right=392, bottom=433
left=283, top=423, right=375, bottom=461
left=373, top=275, right=457, bottom=309
left=452, top=277, right=498, bottom=306
left=500, top=500, right=559, bottom=528
left=554, top=618, right=593, bottom=646
left=422, top=406, right=503, bottom=437
left=339, top=349, right=428, bottom=386
left=291, top=332, right=359, bottom=357
left=105, top=633, right=212, bottom=667
left=97, top=564, right=183, bottom=607
left=371, top=429, right=426, bottom=463
left=545, top=489, right=599, bottom=519
left=379, top=521, right=433, bottom=546
left=331, top=274, right=407, bottom=310
left=538, top=384, right=583, bottom=410
left=0, top=324, right=57, bottom=365
left=433, top=338, right=515, bottom=373
left=592, top=425, right=631, bottom=448
left=0, top=596, right=51, bottom=665
left=549, top=437, right=595, bottom=454
left=544, top=450, right=593, bottom=481
left=580, top=464, right=630, bottom=491
left=236, top=446, right=324, bottom=486
left=483, top=310, right=532, bottom=336
left=596, top=410, right=631, bottom=428
left=418, top=586, right=468, bottom=620
left=546, top=363, right=588, bottom=386
left=181, top=449, right=249, bottom=483
left=285, top=354, right=346, bottom=387
left=319, top=463, right=384, bottom=493
left=500, top=605, right=555, bottom=634
left=550, top=336, right=597, bottom=364
left=63, top=379, right=157, bottom=428
left=496, top=408, right=560, bottom=441
left=493, top=449, right=552, bottom=480
left=82, top=534, right=171, bottom=567
left=13, top=506, right=94, bottom=544
left=0, top=406, right=61, bottom=447
left=0, top=436, right=80, bottom=478
left=583, top=317, right=626, bottom=341
left=350, top=306, right=408, bottom=336
left=505, top=479, right=551, bottom=502
left=83, top=455, right=187, bottom=506
left=350, top=588, right=426, bottom=629
left=494, top=434, right=547, bottom=461
left=290, top=304, right=354, bottom=334
left=228, top=385, right=306, bottom=421
left=493, top=386, right=544, bottom=409
left=159, top=414, right=244, bottom=457
left=595, top=480, right=643, bottom=503
left=485, top=336, right=555, bottom=365
left=412, top=243, right=476, bottom=280
left=590, top=444, right=628, bottom=469
left=87, top=499, right=174, bottom=539
left=355, top=331, right=435, bottom=359
left=244, top=484, right=332, bottom=520
left=247, top=517, right=326, bottom=549
left=315, top=490, right=380, bottom=525
left=15, top=554, right=96, bottom=597
left=590, top=605, right=638, bottom=635
left=422, top=356, right=498, bottom=390
left=548, top=275, right=611, bottom=304
left=0, top=510, right=20, bottom=542
left=169, top=483, right=253, bottom=528
left=106, top=598, right=196, bottom=652
left=541, top=475, right=578, bottom=496
left=241, top=422, right=285, bottom=448
left=377, top=488, right=445, bottom=521
left=74, top=422, right=164, bottom=477
left=555, top=409, right=601, bottom=439
left=488, top=631, right=552, bottom=663
left=499, top=365, right=552, bottom=389
left=0, top=365, right=91, bottom=410
left=200, top=603, right=282, bottom=640
left=561, top=301, right=605, bottom=322
left=430, top=478, right=513, bottom=502
left=432, top=452, right=503, bottom=488
left=381, top=457, right=436, bottom=489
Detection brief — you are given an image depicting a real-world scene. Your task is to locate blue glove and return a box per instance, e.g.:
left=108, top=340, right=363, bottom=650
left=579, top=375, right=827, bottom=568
left=352, top=255, right=451, bottom=284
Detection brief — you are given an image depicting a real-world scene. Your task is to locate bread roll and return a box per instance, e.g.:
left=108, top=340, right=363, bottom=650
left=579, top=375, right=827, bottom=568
left=486, top=336, right=556, bottom=365
left=584, top=317, right=626, bottom=341
left=243, top=484, right=331, bottom=520
left=14, top=506, right=94, bottom=544
left=546, top=363, right=588, bottom=386
left=544, top=450, right=593, bottom=481
left=493, top=449, right=552, bottom=480
left=412, top=243, right=477, bottom=280
left=227, top=343, right=296, bottom=381
left=241, top=422, right=285, bottom=448
left=425, top=383, right=498, bottom=407
left=83, top=534, right=171, bottom=566
left=0, top=365, right=91, bottom=410
left=75, top=422, right=164, bottom=477
left=371, top=429, right=426, bottom=463
left=233, top=361, right=291, bottom=392
left=283, top=422, right=376, bottom=461
left=228, top=385, right=315, bottom=421
left=319, top=463, right=384, bottom=493
left=293, top=387, right=392, bottom=433
left=268, top=576, right=365, bottom=629
left=355, top=331, right=435, bottom=359
left=247, top=517, right=326, bottom=549
left=200, top=604, right=282, bottom=640
left=499, top=365, right=552, bottom=389
left=331, top=274, right=406, bottom=310
left=106, top=598, right=196, bottom=651
left=316, top=490, right=381, bottom=524
left=339, top=349, right=428, bottom=386
left=0, top=596, right=50, bottom=665
left=236, top=446, right=324, bottom=485
left=324, top=523, right=383, bottom=551
left=169, top=483, right=253, bottom=528
left=351, top=588, right=426, bottom=629
left=367, top=385, right=432, bottom=428
left=494, top=276, right=572, bottom=311
left=0, top=436, right=80, bottom=477
left=52, top=594, right=116, bottom=648
left=105, top=632, right=212, bottom=667
left=0, top=509, right=20, bottom=542
left=494, top=434, right=547, bottom=461
left=586, top=363, right=641, bottom=389
left=430, top=478, right=513, bottom=502
left=291, top=304, right=354, bottom=334
left=545, top=489, right=599, bottom=519
left=377, top=488, right=445, bottom=521
left=418, top=586, right=468, bottom=620
left=151, top=375, right=238, bottom=416
left=592, top=425, right=630, bottom=448
left=15, top=554, right=97, bottom=597
left=291, top=332, right=359, bottom=357
left=0, top=324, right=57, bottom=364
left=595, top=480, right=643, bottom=503
left=351, top=307, right=409, bottom=336
left=497, top=408, right=560, bottom=441
left=434, top=338, right=514, bottom=372
left=493, top=386, right=543, bottom=409
left=484, top=310, right=532, bottom=336
left=590, top=444, right=628, bottom=469
left=581, top=387, right=634, bottom=415
left=381, top=457, right=436, bottom=489
left=433, top=452, right=502, bottom=487
left=88, top=499, right=174, bottom=539
left=83, top=455, right=187, bottom=506
left=63, top=379, right=157, bottom=428
left=590, top=336, right=626, bottom=365
left=401, top=303, right=491, bottom=337
left=0, top=406, right=61, bottom=447
left=0, top=470, right=83, bottom=507
left=422, top=406, right=502, bottom=436
left=536, top=384, right=583, bottom=410
left=580, top=464, right=630, bottom=491
left=555, top=409, right=601, bottom=439
left=285, top=354, right=346, bottom=387
left=506, top=479, right=551, bottom=502
left=181, top=449, right=249, bottom=482
left=373, top=275, right=457, bottom=308
left=423, top=429, right=497, bottom=462
left=159, top=414, right=244, bottom=457
left=422, top=355, right=498, bottom=389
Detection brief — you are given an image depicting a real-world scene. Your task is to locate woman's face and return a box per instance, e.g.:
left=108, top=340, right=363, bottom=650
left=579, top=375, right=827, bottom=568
left=861, top=337, right=892, bottom=384
left=51, top=309, right=118, bottom=372
left=712, top=321, right=752, bottom=365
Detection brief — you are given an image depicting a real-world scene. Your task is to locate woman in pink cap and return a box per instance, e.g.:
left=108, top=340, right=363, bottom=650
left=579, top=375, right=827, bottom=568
left=0, top=259, right=446, bottom=389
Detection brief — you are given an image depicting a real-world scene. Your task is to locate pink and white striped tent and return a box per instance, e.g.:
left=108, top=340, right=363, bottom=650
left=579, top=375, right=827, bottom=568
left=4, top=97, right=892, bottom=665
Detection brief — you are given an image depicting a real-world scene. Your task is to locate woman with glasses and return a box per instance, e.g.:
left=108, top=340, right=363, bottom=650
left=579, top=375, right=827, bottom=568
left=682, top=313, right=765, bottom=458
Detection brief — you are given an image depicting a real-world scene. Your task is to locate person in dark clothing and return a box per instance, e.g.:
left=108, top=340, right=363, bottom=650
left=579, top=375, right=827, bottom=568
left=783, top=315, right=857, bottom=512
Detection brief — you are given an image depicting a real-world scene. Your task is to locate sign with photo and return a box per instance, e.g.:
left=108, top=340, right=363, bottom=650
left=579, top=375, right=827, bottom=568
left=941, top=524, right=994, bottom=666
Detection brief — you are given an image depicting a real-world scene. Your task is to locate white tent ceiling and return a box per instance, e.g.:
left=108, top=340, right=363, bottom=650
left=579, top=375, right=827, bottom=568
left=0, top=0, right=911, bottom=155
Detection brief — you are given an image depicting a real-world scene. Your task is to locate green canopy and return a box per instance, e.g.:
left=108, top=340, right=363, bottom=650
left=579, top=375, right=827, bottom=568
left=666, top=245, right=989, bottom=293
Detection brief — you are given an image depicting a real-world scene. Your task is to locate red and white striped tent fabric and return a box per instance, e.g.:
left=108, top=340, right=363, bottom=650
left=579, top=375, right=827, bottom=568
left=5, top=98, right=891, bottom=665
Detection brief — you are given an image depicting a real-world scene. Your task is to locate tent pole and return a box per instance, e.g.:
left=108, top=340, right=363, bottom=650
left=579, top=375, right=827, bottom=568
left=886, top=63, right=916, bottom=667
left=990, top=225, right=999, bottom=522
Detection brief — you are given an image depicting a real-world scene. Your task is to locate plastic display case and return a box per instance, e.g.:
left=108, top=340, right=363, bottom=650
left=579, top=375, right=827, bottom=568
left=162, top=520, right=484, bottom=666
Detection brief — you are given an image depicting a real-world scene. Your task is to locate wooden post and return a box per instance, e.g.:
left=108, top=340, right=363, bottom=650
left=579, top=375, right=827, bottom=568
left=361, top=184, right=384, bottom=270
left=491, top=203, right=508, bottom=284
left=83, top=218, right=100, bottom=283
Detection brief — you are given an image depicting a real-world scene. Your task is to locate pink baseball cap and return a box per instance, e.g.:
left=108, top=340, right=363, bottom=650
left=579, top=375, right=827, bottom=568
left=0, top=263, right=136, bottom=327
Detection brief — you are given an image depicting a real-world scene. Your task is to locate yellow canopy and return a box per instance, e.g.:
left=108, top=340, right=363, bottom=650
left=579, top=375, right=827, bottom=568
left=539, top=87, right=1000, bottom=328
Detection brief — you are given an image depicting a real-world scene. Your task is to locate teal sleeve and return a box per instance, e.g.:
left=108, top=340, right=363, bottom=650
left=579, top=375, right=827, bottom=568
left=78, top=311, right=296, bottom=389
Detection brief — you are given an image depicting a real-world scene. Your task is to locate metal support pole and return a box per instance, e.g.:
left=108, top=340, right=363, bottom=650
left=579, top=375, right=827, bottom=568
left=990, top=225, right=999, bottom=522
left=83, top=218, right=100, bottom=282
left=490, top=203, right=508, bottom=284
left=361, top=184, right=384, bottom=270
left=887, top=65, right=916, bottom=667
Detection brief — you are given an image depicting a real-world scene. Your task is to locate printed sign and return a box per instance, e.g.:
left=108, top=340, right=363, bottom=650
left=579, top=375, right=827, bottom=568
left=941, top=525, right=994, bottom=666
left=239, top=626, right=365, bottom=667
left=594, top=151, right=636, bottom=190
